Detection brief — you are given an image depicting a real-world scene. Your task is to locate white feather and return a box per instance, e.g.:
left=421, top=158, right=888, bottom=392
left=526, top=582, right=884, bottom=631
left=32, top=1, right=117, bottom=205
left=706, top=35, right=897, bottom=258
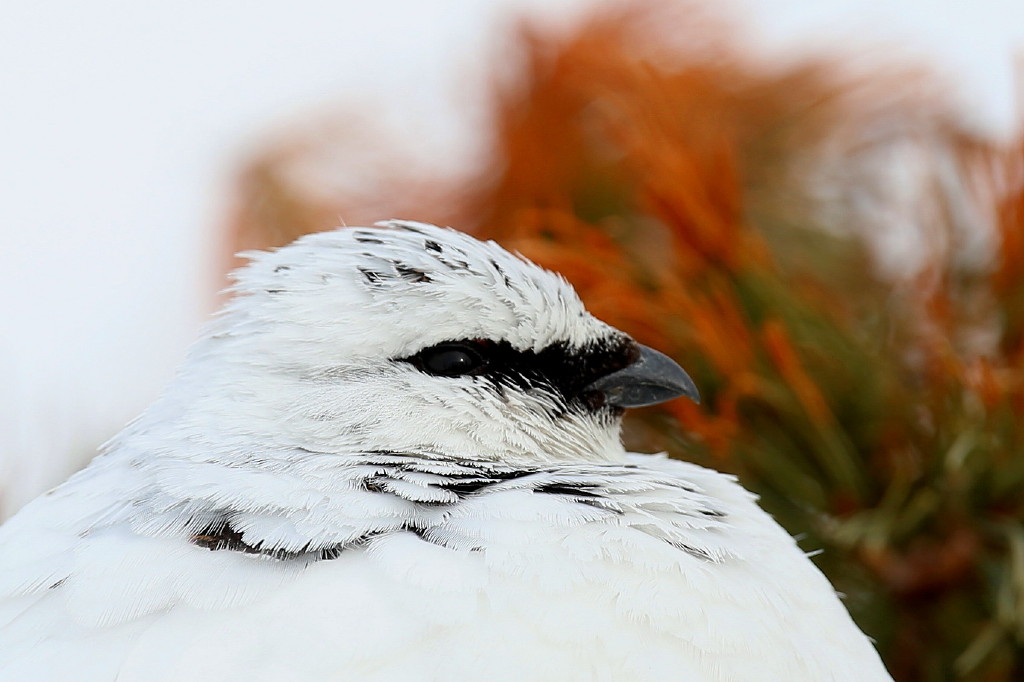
left=0, top=222, right=892, bottom=681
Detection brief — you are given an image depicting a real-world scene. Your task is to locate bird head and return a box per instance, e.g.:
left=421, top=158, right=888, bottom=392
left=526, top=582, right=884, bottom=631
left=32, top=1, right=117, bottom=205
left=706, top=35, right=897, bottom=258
left=153, top=221, right=698, bottom=466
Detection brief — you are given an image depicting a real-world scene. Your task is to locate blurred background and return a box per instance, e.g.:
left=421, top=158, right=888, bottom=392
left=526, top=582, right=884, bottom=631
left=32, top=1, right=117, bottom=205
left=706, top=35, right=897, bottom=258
left=3, top=0, right=1024, bottom=679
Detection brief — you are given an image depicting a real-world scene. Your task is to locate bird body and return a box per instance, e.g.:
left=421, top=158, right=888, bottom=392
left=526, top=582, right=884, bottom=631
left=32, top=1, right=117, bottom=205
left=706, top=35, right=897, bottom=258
left=0, top=222, right=892, bottom=681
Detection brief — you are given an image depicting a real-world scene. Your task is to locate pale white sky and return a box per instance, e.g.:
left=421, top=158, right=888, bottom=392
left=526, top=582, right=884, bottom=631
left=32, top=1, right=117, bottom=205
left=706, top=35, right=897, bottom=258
left=731, top=0, right=1024, bottom=138
left=1, top=0, right=1022, bottom=515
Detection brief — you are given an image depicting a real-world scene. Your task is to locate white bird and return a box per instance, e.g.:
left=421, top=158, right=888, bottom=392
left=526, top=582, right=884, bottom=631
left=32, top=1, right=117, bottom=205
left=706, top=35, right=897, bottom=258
left=0, top=221, right=892, bottom=681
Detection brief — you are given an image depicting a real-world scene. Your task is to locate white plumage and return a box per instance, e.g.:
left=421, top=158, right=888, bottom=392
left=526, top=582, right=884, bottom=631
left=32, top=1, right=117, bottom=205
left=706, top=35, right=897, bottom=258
left=0, top=221, right=892, bottom=681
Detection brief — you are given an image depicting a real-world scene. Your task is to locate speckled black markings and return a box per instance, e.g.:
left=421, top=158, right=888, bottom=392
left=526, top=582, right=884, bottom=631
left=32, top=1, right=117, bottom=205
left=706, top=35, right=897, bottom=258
left=353, top=233, right=385, bottom=245
left=191, top=517, right=356, bottom=561
left=434, top=469, right=535, bottom=496
left=534, top=481, right=618, bottom=512
left=358, top=267, right=384, bottom=284
left=670, top=542, right=717, bottom=562
left=489, top=258, right=513, bottom=287
left=192, top=521, right=265, bottom=555
left=188, top=458, right=609, bottom=562
left=395, top=223, right=428, bottom=236
left=351, top=229, right=523, bottom=287
left=361, top=477, right=388, bottom=495
left=535, top=483, right=601, bottom=498
left=357, top=453, right=537, bottom=500
left=188, top=454, right=726, bottom=563
left=394, top=263, right=432, bottom=283
left=191, top=519, right=343, bottom=561
left=437, top=255, right=472, bottom=271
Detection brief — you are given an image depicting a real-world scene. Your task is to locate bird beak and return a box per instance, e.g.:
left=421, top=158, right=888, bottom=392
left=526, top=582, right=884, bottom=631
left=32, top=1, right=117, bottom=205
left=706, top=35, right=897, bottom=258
left=585, top=345, right=700, bottom=408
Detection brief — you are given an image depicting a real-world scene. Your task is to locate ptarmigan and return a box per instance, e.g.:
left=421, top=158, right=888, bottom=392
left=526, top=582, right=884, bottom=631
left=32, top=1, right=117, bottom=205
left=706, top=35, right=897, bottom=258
left=0, top=221, right=893, bottom=681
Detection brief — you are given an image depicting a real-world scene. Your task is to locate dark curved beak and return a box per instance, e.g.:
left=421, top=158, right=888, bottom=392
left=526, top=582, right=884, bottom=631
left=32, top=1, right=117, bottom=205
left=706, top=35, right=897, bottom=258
left=585, top=345, right=700, bottom=408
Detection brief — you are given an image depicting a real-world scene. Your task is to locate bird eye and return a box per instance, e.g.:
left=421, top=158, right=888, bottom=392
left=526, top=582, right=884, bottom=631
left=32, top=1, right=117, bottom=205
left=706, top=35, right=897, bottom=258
left=415, top=343, right=488, bottom=377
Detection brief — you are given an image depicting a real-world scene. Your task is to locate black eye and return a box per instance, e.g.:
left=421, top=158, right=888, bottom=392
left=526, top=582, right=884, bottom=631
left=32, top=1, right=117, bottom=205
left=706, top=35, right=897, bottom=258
left=415, top=343, right=488, bottom=377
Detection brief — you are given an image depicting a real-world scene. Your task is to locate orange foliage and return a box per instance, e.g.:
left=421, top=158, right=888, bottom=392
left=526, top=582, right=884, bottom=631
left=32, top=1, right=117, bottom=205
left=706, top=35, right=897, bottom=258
left=761, top=319, right=832, bottom=423
left=228, top=3, right=1024, bottom=679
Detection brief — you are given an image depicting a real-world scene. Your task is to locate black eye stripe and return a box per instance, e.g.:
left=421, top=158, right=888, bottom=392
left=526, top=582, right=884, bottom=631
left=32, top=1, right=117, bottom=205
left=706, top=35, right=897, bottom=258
left=399, top=337, right=639, bottom=408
